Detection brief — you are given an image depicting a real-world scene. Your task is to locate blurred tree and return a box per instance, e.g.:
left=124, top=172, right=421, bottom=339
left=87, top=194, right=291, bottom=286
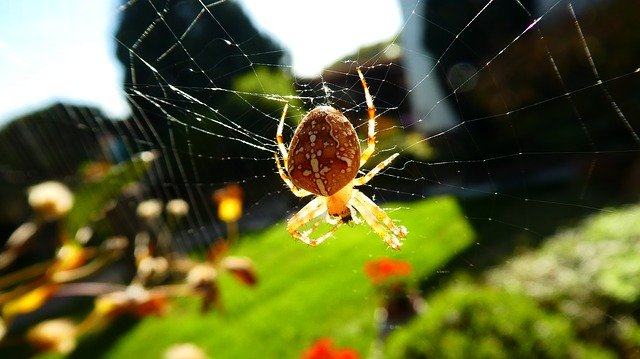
left=421, top=0, right=535, bottom=149
left=114, top=0, right=294, bottom=208
left=115, top=0, right=286, bottom=108
left=0, top=104, right=121, bottom=241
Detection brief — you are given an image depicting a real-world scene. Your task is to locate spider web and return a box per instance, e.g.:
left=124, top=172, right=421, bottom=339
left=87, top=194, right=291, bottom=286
left=1, top=0, right=639, bottom=266
left=0, top=1, right=639, bottom=356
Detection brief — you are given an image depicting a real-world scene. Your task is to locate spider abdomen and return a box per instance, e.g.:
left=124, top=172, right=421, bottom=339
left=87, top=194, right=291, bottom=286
left=287, top=106, right=361, bottom=197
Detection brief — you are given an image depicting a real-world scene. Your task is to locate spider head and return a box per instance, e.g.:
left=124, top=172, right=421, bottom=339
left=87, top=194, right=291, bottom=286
left=326, top=184, right=354, bottom=222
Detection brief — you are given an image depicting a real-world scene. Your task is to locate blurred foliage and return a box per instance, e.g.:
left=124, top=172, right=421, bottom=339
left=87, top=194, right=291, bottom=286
left=66, top=196, right=473, bottom=358
left=65, top=152, right=154, bottom=237
left=220, top=65, right=303, bottom=147
left=488, top=204, right=640, bottom=354
left=1, top=153, right=258, bottom=357
left=114, top=0, right=292, bottom=206
left=0, top=104, right=120, bottom=239
left=387, top=203, right=640, bottom=358
left=230, top=66, right=302, bottom=116
left=115, top=0, right=286, bottom=106
left=384, top=282, right=614, bottom=359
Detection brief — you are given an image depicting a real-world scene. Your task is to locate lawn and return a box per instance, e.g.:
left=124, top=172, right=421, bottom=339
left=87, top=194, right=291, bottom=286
left=68, top=196, right=474, bottom=358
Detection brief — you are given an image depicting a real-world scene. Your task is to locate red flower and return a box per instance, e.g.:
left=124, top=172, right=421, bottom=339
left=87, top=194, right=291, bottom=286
left=300, top=338, right=359, bottom=359
left=363, top=258, right=412, bottom=285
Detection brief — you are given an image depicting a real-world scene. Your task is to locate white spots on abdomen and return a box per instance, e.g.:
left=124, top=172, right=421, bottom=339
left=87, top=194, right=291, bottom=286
left=310, top=158, right=319, bottom=172
left=315, top=178, right=328, bottom=196
left=337, top=155, right=352, bottom=168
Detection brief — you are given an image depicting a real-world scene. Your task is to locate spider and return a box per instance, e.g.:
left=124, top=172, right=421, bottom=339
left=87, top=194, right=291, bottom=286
left=274, top=68, right=407, bottom=250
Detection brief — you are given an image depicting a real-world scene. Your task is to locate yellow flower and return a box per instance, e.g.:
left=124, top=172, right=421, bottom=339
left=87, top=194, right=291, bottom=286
left=213, top=184, right=243, bottom=223
left=54, top=243, right=88, bottom=272
left=3, top=285, right=59, bottom=320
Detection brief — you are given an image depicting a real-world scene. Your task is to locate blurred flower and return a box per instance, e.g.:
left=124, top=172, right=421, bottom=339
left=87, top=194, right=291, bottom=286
left=364, top=258, right=422, bottom=340
left=186, top=263, right=221, bottom=313
left=213, top=183, right=243, bottom=223
left=26, top=318, right=77, bottom=354
left=0, top=222, right=38, bottom=270
left=300, top=338, right=359, bottom=359
left=137, top=256, right=169, bottom=282
left=80, top=161, right=112, bottom=182
left=53, top=243, right=89, bottom=273
left=101, top=236, right=129, bottom=256
left=164, top=343, right=208, bottom=359
left=364, top=258, right=412, bottom=285
left=94, top=285, right=168, bottom=318
left=0, top=317, right=6, bottom=341
left=136, top=199, right=163, bottom=221
left=3, top=284, right=60, bottom=321
left=28, top=181, right=74, bottom=221
left=220, top=256, right=257, bottom=286
left=74, top=226, right=94, bottom=244
left=186, top=264, right=219, bottom=287
left=206, top=239, right=230, bottom=263
left=166, top=198, right=190, bottom=219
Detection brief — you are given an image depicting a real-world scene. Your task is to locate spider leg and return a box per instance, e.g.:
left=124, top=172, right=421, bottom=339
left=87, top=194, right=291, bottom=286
left=350, top=189, right=407, bottom=250
left=276, top=103, right=290, bottom=167
left=274, top=104, right=312, bottom=197
left=353, top=153, right=399, bottom=187
left=357, top=67, right=377, bottom=167
left=305, top=220, right=342, bottom=246
left=347, top=204, right=362, bottom=224
left=274, top=152, right=312, bottom=198
left=287, top=197, right=340, bottom=246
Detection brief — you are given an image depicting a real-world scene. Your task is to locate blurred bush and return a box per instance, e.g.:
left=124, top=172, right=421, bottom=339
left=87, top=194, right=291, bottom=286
left=387, top=204, right=640, bottom=358
left=488, top=204, right=640, bottom=355
left=385, top=282, right=613, bottom=358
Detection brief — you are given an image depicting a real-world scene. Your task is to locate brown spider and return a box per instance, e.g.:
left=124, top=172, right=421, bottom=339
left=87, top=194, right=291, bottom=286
left=274, top=68, right=407, bottom=250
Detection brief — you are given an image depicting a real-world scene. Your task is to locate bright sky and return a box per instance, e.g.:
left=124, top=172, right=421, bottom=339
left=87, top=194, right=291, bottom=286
left=0, top=0, right=126, bottom=125
left=0, top=0, right=402, bottom=126
left=237, top=0, right=403, bottom=76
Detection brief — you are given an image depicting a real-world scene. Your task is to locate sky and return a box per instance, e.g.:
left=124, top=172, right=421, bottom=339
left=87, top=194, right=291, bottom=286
left=0, top=0, right=402, bottom=126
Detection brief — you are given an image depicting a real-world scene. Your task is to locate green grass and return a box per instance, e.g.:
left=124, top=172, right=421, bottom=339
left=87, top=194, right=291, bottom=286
left=87, top=196, right=474, bottom=358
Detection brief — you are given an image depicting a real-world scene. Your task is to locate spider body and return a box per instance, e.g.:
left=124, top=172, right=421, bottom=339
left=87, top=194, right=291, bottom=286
left=287, top=106, right=360, bottom=198
left=274, top=69, right=407, bottom=250
left=287, top=106, right=360, bottom=222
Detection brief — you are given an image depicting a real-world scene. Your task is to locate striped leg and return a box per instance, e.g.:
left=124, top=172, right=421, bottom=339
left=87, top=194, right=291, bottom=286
left=275, top=102, right=312, bottom=197
left=286, top=197, right=339, bottom=246
left=276, top=103, right=290, bottom=168
left=274, top=153, right=311, bottom=198
left=357, top=68, right=377, bottom=167
left=353, top=153, right=399, bottom=186
left=350, top=189, right=406, bottom=250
